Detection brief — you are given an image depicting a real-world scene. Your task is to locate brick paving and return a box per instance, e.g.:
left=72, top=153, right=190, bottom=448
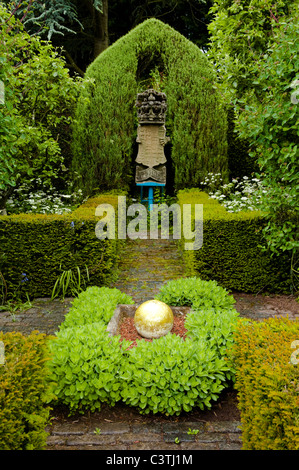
left=46, top=418, right=242, bottom=451
left=0, top=236, right=298, bottom=451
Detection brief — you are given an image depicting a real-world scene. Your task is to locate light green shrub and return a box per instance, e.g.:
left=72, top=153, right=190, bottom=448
left=48, top=279, right=239, bottom=416
left=119, top=331, right=231, bottom=415
left=60, top=286, right=135, bottom=330
left=48, top=322, right=130, bottom=414
left=155, top=276, right=235, bottom=309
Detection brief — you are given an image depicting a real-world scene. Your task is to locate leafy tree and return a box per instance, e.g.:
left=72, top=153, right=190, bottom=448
left=4, top=1, right=214, bottom=74
left=2, top=0, right=107, bottom=74
left=235, top=14, right=299, bottom=289
left=0, top=4, right=81, bottom=210
left=207, top=1, right=299, bottom=291
left=0, top=56, right=19, bottom=209
left=207, top=0, right=293, bottom=102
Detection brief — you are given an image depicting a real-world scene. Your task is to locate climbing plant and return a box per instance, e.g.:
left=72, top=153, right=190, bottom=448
left=71, top=18, right=228, bottom=195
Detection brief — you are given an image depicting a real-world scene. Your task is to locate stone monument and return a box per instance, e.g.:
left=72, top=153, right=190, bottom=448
left=135, top=89, right=170, bottom=206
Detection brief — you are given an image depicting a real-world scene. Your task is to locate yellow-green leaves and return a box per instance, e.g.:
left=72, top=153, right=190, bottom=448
left=232, top=317, right=299, bottom=450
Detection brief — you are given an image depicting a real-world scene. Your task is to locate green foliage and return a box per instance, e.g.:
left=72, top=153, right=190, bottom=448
left=60, top=286, right=135, bottom=330
left=48, top=279, right=239, bottom=416
left=48, top=321, right=130, bottom=414
left=207, top=0, right=294, bottom=102
left=200, top=173, right=264, bottom=213
left=119, top=331, right=231, bottom=415
left=0, top=55, right=18, bottom=194
left=0, top=4, right=82, bottom=208
left=236, top=14, right=299, bottom=260
left=0, top=331, right=52, bottom=450
left=177, top=189, right=292, bottom=293
left=51, top=265, right=90, bottom=300
left=5, top=182, right=83, bottom=215
left=48, top=286, right=134, bottom=412
left=71, top=18, right=228, bottom=195
left=207, top=2, right=298, bottom=289
left=232, top=318, right=299, bottom=450
left=155, top=276, right=235, bottom=310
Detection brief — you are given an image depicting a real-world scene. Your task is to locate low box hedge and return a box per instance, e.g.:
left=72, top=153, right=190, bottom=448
left=0, top=194, right=122, bottom=299
left=232, top=317, right=299, bottom=450
left=0, top=331, right=52, bottom=450
left=177, top=189, right=291, bottom=293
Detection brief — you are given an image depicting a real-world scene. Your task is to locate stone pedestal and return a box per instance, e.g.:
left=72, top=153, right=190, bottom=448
left=135, top=89, right=170, bottom=205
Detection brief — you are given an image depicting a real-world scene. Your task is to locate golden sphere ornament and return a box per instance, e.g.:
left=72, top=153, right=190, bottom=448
left=134, top=299, right=174, bottom=339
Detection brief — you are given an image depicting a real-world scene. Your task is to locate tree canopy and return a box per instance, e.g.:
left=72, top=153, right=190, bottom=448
left=3, top=0, right=213, bottom=74
left=0, top=3, right=81, bottom=209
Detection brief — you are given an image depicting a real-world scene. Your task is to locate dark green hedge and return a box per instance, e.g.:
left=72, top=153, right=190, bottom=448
left=177, top=190, right=291, bottom=294
left=72, top=18, right=228, bottom=195
left=0, top=195, right=121, bottom=299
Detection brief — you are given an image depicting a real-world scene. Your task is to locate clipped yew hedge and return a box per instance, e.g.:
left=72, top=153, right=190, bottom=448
left=232, top=317, right=299, bottom=450
left=0, top=331, right=52, bottom=450
left=71, top=18, right=228, bottom=195
left=177, top=189, right=291, bottom=293
left=0, top=194, right=121, bottom=299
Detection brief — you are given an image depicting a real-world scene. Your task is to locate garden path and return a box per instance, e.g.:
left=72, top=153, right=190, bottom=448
left=109, top=235, right=188, bottom=303
left=0, top=235, right=298, bottom=451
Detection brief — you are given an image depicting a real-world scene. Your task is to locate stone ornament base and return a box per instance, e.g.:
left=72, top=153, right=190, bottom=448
left=107, top=304, right=191, bottom=338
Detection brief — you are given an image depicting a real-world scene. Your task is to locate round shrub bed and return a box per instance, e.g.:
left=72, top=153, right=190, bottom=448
left=48, top=279, right=239, bottom=415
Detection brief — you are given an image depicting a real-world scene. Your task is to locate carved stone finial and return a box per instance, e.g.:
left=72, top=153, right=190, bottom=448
left=135, top=88, right=167, bottom=124
left=135, top=89, right=169, bottom=185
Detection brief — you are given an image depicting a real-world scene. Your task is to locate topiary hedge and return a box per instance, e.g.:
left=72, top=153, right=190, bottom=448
left=232, top=317, right=299, bottom=450
left=48, top=279, right=239, bottom=416
left=71, top=18, right=228, bottom=195
left=177, top=189, right=291, bottom=293
left=0, top=331, right=52, bottom=450
left=0, top=194, right=121, bottom=299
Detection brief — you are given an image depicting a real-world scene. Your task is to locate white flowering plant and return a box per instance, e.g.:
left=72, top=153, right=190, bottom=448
left=200, top=173, right=264, bottom=213
left=6, top=179, right=85, bottom=215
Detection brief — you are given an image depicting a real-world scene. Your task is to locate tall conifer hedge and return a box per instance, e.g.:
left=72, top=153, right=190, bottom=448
left=71, top=19, right=228, bottom=195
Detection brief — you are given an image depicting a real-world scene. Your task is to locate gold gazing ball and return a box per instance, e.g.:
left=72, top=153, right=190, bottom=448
left=134, top=299, right=174, bottom=339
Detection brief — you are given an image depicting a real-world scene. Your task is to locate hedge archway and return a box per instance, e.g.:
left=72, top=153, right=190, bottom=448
left=48, top=279, right=239, bottom=415
left=71, top=19, right=228, bottom=195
